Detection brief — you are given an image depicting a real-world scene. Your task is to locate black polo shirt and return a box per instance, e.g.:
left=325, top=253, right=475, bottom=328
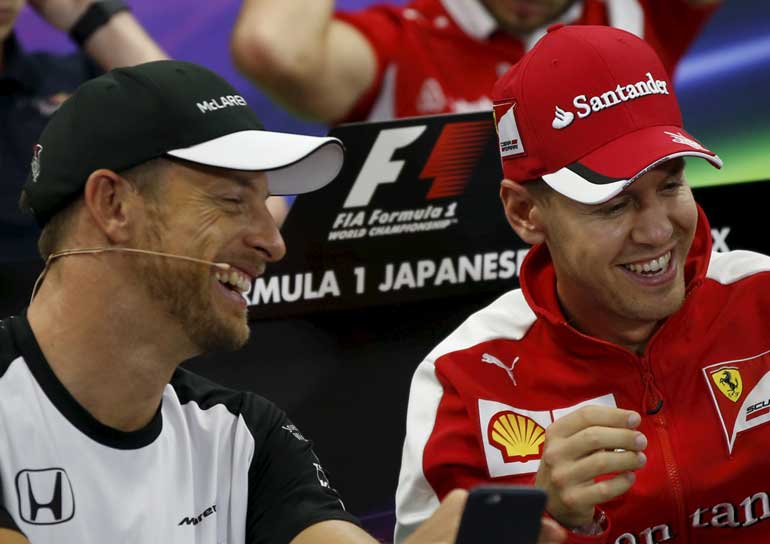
left=0, top=34, right=98, bottom=261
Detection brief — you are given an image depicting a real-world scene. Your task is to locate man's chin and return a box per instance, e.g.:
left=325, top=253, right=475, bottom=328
left=629, top=293, right=686, bottom=324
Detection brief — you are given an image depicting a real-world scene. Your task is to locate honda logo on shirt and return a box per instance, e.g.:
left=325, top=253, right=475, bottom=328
left=15, top=468, right=75, bottom=525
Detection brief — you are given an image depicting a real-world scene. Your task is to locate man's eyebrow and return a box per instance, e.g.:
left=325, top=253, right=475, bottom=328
left=662, top=157, right=686, bottom=176
left=216, top=173, right=262, bottom=190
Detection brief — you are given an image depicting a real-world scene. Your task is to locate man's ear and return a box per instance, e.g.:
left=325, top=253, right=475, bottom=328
left=499, top=178, right=546, bottom=245
left=82, top=169, right=142, bottom=244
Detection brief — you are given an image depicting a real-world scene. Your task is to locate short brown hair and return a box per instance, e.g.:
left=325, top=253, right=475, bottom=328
left=19, top=158, right=170, bottom=260
left=523, top=177, right=553, bottom=206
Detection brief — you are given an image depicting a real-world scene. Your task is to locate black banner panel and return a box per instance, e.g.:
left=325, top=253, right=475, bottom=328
left=248, top=112, right=770, bottom=320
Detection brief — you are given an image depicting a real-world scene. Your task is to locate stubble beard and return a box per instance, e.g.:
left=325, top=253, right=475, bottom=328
left=134, top=219, right=250, bottom=354
left=608, top=276, right=687, bottom=325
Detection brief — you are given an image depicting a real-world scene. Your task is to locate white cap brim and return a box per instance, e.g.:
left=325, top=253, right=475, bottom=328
left=166, top=130, right=344, bottom=195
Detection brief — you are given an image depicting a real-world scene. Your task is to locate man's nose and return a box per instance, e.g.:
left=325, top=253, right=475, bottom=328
left=631, top=200, right=674, bottom=246
left=244, top=207, right=287, bottom=263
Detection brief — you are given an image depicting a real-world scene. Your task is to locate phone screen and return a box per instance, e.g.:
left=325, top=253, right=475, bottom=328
left=454, top=485, right=547, bottom=544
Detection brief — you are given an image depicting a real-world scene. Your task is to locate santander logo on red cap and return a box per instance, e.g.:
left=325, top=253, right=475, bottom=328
left=551, top=71, right=669, bottom=130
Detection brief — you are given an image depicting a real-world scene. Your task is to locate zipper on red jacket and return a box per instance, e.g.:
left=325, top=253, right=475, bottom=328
left=640, top=357, right=688, bottom=543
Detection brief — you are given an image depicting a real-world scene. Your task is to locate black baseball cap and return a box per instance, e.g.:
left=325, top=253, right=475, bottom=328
left=23, top=60, right=345, bottom=227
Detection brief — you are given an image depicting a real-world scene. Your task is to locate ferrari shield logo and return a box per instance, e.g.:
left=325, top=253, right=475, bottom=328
left=711, top=367, right=743, bottom=402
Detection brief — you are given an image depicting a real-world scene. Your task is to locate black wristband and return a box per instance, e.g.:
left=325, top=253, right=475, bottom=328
left=69, top=0, right=130, bottom=46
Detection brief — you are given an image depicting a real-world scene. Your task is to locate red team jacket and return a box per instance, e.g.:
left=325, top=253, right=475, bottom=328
left=395, top=208, right=770, bottom=543
left=336, top=0, right=717, bottom=122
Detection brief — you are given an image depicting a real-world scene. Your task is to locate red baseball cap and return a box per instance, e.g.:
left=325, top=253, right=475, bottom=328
left=492, top=24, right=722, bottom=204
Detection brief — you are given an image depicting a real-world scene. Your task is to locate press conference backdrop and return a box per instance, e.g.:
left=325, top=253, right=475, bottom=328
left=9, top=2, right=770, bottom=542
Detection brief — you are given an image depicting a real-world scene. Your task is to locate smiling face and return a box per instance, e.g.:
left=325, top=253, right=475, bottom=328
left=131, top=159, right=286, bottom=352
left=481, top=0, right=575, bottom=34
left=534, top=158, right=698, bottom=347
left=0, top=0, right=25, bottom=42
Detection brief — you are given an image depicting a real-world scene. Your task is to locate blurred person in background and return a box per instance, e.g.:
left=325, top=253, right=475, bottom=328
left=1, top=0, right=166, bottom=260
left=230, top=0, right=720, bottom=222
left=230, top=0, right=721, bottom=125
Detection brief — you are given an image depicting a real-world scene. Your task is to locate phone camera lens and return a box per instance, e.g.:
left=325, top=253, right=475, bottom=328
left=485, top=493, right=502, bottom=505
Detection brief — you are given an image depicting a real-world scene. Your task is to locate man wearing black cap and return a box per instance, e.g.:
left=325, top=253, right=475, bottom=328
left=0, top=60, right=564, bottom=544
left=395, top=24, right=770, bottom=544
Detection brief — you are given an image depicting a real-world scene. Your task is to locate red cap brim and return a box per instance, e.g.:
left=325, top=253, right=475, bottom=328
left=541, top=125, right=722, bottom=204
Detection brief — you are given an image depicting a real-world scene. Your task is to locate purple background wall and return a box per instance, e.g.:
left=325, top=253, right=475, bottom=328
left=14, top=0, right=405, bottom=137
left=16, top=1, right=770, bottom=187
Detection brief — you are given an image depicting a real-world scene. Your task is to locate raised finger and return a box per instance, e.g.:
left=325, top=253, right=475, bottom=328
left=559, top=471, right=638, bottom=514
left=549, top=426, right=647, bottom=462
left=550, top=450, right=646, bottom=491
left=548, top=406, right=641, bottom=439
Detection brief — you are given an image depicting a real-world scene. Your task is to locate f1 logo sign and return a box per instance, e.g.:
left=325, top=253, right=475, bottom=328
left=343, top=126, right=427, bottom=208
left=16, top=468, right=75, bottom=525
left=342, top=120, right=492, bottom=208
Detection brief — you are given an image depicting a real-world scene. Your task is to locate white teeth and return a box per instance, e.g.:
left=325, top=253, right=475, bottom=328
left=623, top=251, right=671, bottom=275
left=215, top=268, right=251, bottom=293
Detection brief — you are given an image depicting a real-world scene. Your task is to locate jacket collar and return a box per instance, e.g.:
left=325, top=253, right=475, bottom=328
left=440, top=0, right=583, bottom=47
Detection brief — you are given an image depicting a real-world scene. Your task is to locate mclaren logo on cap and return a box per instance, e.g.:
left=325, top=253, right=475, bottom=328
left=196, top=95, right=247, bottom=114
left=31, top=144, right=43, bottom=183
left=493, top=100, right=526, bottom=159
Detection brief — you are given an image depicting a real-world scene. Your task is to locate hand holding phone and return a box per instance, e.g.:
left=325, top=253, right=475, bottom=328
left=454, top=485, right=550, bottom=544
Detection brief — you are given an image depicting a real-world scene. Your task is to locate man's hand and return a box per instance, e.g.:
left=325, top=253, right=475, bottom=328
left=404, top=489, right=566, bottom=544
left=535, top=406, right=647, bottom=529
left=28, top=0, right=92, bottom=32
left=0, top=528, right=30, bottom=544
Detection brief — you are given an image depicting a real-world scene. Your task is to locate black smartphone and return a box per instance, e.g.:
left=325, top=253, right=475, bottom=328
left=454, top=485, right=547, bottom=544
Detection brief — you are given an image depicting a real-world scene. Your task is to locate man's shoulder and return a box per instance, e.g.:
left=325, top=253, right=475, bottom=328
left=170, top=367, right=275, bottom=413
left=426, top=288, right=537, bottom=364
left=705, top=250, right=770, bottom=286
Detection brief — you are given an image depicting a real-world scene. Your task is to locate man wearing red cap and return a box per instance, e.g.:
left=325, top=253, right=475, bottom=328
left=395, top=24, right=770, bottom=543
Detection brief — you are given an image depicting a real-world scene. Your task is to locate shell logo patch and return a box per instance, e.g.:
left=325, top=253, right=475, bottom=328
left=488, top=411, right=545, bottom=463
left=478, top=394, right=616, bottom=477
left=703, top=348, right=770, bottom=454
